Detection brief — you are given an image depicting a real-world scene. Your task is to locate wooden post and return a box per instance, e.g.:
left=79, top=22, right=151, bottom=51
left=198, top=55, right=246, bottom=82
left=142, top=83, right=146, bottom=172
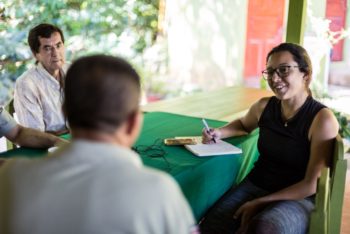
left=157, top=0, right=166, bottom=35
left=286, top=0, right=308, bottom=44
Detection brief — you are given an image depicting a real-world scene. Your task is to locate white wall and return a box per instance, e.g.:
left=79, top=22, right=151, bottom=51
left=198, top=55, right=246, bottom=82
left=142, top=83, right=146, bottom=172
left=304, top=0, right=329, bottom=93
left=165, top=0, right=248, bottom=92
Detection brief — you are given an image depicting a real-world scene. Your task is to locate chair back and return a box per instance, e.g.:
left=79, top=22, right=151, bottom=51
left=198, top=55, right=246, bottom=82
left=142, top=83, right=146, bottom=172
left=329, top=134, right=347, bottom=234
left=309, top=134, right=348, bottom=234
left=309, top=168, right=330, bottom=234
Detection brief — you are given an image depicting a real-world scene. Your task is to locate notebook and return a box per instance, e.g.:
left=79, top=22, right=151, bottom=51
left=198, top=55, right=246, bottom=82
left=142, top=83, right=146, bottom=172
left=184, top=139, right=242, bottom=157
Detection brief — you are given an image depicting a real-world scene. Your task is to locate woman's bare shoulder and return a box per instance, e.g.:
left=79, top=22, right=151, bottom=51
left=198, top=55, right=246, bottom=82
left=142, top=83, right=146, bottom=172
left=253, top=96, right=274, bottom=113
left=246, top=96, right=274, bottom=121
left=310, top=108, right=339, bottom=139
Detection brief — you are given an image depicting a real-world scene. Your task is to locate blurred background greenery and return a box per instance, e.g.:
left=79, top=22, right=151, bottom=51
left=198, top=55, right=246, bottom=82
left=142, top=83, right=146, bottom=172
left=0, top=0, right=349, bottom=143
left=0, top=0, right=167, bottom=105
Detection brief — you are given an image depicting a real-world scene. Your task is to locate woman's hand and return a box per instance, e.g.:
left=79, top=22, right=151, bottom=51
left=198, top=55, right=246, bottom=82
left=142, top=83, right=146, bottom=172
left=202, top=128, right=221, bottom=144
left=234, top=199, right=267, bottom=234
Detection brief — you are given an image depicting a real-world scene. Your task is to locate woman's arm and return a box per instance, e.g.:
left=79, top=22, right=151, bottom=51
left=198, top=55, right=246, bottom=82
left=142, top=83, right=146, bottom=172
left=202, top=97, right=271, bottom=143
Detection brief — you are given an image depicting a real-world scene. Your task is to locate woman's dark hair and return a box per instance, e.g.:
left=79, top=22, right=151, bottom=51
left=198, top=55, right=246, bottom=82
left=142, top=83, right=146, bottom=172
left=266, top=42, right=313, bottom=95
left=63, top=55, right=141, bottom=132
left=28, top=23, right=65, bottom=54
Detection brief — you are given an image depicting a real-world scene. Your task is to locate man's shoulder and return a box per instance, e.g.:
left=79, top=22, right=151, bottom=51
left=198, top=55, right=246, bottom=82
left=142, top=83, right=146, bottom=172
left=127, top=166, right=184, bottom=203
left=0, top=157, right=32, bottom=177
left=118, top=167, right=195, bottom=232
left=145, top=168, right=177, bottom=189
left=96, top=156, right=180, bottom=197
left=16, top=66, right=39, bottom=84
left=106, top=159, right=177, bottom=190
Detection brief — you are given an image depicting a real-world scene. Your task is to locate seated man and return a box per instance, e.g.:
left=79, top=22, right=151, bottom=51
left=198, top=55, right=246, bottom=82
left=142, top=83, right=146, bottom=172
left=0, top=106, right=65, bottom=149
left=0, top=55, right=196, bottom=234
left=14, top=23, right=69, bottom=135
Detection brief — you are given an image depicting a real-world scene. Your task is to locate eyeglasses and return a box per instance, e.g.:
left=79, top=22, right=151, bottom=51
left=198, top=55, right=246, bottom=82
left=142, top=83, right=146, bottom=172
left=262, top=65, right=301, bottom=81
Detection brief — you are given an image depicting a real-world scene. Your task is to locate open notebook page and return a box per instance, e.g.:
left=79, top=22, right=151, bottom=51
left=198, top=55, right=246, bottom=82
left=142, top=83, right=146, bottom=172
left=184, top=139, right=242, bottom=157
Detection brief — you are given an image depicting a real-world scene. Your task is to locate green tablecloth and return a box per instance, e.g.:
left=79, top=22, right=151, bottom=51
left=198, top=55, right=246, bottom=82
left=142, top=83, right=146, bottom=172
left=135, top=112, right=260, bottom=220
left=0, top=134, right=71, bottom=158
left=0, top=112, right=260, bottom=221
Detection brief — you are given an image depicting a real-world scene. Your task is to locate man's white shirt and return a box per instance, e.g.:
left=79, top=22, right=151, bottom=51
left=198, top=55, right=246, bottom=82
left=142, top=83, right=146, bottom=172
left=14, top=63, right=68, bottom=132
left=0, top=140, right=196, bottom=234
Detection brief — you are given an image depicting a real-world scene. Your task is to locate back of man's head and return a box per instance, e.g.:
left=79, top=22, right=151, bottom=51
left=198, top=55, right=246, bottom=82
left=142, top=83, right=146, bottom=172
left=28, top=23, right=64, bottom=54
left=63, top=55, right=141, bottom=134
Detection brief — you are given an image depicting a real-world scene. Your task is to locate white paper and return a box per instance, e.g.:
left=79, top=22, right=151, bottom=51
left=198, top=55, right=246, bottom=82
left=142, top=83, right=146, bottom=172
left=185, top=139, right=242, bottom=157
left=48, top=146, right=59, bottom=153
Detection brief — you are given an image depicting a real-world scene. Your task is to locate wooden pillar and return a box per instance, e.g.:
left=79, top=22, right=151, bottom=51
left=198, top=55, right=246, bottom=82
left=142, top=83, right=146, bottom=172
left=157, top=0, right=166, bottom=35
left=286, top=0, right=308, bottom=44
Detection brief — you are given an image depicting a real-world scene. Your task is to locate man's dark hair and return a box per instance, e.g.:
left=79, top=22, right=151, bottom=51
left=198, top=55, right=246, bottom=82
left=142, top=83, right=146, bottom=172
left=28, top=23, right=65, bottom=54
left=63, top=55, right=141, bottom=132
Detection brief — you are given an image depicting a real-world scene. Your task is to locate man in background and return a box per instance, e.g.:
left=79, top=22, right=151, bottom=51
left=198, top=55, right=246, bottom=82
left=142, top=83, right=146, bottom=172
left=0, top=55, right=196, bottom=234
left=14, top=23, right=69, bottom=135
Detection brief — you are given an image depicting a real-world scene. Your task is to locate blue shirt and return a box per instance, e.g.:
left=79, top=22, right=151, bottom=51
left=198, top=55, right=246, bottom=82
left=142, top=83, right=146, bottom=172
left=0, top=107, right=17, bottom=138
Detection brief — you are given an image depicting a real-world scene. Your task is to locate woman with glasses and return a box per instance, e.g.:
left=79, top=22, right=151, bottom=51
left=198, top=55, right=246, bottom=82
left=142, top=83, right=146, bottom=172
left=200, top=43, right=339, bottom=234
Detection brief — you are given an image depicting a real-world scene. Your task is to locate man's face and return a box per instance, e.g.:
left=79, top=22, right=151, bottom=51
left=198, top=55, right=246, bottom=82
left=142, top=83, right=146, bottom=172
left=34, top=32, right=65, bottom=76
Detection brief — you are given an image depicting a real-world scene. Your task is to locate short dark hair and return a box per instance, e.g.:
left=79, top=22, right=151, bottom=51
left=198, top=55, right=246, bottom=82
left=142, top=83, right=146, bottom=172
left=63, top=55, right=141, bottom=133
left=266, top=42, right=312, bottom=78
left=28, top=23, right=65, bottom=54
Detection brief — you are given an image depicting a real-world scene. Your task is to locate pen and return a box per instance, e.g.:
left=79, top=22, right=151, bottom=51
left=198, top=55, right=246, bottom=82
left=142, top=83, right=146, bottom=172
left=202, top=118, right=216, bottom=143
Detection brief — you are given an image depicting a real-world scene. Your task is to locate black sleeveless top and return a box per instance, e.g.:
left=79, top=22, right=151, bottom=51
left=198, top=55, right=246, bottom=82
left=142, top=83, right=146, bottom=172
left=248, top=96, right=326, bottom=192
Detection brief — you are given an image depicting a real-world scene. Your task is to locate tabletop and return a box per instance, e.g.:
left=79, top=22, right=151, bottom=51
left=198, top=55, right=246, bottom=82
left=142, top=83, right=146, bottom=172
left=0, top=112, right=260, bottom=221
left=1, top=86, right=269, bottom=221
left=142, top=86, right=273, bottom=122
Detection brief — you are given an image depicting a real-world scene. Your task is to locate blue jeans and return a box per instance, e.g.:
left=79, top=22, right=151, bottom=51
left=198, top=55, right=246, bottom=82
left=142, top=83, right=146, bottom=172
left=199, top=178, right=314, bottom=234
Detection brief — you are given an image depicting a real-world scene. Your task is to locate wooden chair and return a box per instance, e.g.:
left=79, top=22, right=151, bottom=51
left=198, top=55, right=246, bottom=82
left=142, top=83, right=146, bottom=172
left=309, top=134, right=348, bottom=234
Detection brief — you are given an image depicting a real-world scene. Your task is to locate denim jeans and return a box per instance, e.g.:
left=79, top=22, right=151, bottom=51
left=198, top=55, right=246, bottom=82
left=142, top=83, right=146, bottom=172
left=199, top=178, right=314, bottom=234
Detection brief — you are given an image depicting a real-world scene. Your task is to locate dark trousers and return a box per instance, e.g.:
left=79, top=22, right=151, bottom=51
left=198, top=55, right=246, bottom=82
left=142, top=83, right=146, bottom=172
left=200, top=178, right=314, bottom=234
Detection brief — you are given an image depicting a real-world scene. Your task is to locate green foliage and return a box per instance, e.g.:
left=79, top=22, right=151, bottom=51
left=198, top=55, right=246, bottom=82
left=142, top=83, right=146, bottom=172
left=332, top=110, right=350, bottom=139
left=0, top=0, right=160, bottom=104
left=314, top=92, right=350, bottom=140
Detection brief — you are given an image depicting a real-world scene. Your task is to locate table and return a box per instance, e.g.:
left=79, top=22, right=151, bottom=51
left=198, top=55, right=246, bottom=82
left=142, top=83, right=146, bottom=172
left=0, top=112, right=260, bottom=221
left=142, top=86, right=272, bottom=122
left=135, top=112, right=260, bottom=220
